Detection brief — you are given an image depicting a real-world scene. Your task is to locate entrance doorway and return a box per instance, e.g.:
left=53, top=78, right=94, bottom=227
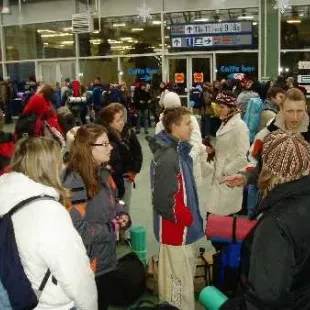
left=166, top=55, right=213, bottom=105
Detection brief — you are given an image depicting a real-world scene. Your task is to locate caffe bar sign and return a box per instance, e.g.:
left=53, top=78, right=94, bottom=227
left=170, top=21, right=253, bottom=48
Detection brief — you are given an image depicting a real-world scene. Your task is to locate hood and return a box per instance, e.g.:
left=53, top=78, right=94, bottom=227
left=274, top=111, right=309, bottom=132
left=146, top=131, right=192, bottom=156
left=258, top=176, right=310, bottom=214
left=263, top=98, right=279, bottom=113
left=0, top=172, right=59, bottom=216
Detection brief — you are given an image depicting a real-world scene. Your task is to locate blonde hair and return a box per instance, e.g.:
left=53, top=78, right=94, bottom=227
left=11, top=137, right=69, bottom=206
left=280, top=88, right=306, bottom=109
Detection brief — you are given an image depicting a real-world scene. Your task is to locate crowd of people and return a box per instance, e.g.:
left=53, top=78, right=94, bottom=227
left=0, top=73, right=310, bottom=310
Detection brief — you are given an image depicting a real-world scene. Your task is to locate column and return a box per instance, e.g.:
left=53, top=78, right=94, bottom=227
left=260, top=0, right=280, bottom=81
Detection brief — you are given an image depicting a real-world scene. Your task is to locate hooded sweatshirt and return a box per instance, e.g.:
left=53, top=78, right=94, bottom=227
left=0, top=172, right=97, bottom=310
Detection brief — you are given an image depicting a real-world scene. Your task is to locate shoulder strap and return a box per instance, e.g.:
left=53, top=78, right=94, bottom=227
left=6, top=195, right=58, bottom=294
left=7, top=195, right=56, bottom=217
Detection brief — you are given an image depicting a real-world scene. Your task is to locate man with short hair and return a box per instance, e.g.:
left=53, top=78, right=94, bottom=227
left=147, top=106, right=204, bottom=310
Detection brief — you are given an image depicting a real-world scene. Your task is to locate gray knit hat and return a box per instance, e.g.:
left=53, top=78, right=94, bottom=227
left=262, top=129, right=310, bottom=183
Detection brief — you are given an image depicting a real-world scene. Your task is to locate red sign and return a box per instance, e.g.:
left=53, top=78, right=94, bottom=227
left=193, top=72, right=204, bottom=83
left=174, top=73, right=185, bottom=84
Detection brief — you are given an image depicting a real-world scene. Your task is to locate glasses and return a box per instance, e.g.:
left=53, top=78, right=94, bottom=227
left=91, top=141, right=110, bottom=147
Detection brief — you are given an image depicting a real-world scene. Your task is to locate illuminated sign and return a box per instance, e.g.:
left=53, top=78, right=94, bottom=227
left=218, top=65, right=256, bottom=73
left=170, top=21, right=253, bottom=48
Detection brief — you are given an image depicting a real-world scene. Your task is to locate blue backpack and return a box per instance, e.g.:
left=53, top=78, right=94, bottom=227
left=0, top=195, right=55, bottom=310
left=243, top=98, right=263, bottom=143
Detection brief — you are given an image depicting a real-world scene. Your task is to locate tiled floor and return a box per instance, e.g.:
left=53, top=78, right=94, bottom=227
left=3, top=121, right=209, bottom=309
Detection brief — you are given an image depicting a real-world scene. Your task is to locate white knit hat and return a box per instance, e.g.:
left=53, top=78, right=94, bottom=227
left=163, top=91, right=181, bottom=110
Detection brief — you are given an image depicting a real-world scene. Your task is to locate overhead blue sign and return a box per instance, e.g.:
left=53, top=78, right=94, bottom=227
left=218, top=65, right=256, bottom=73
left=170, top=21, right=253, bottom=49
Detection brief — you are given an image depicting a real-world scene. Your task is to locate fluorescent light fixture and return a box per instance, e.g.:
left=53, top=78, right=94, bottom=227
left=108, top=39, right=121, bottom=44
left=238, top=15, right=254, bottom=20
left=90, top=39, right=102, bottom=44
left=37, top=29, right=57, bottom=34
left=59, top=44, right=65, bottom=47
left=193, top=18, right=209, bottom=22
left=287, top=19, right=301, bottom=24
left=113, top=23, right=126, bottom=27
left=41, top=33, right=72, bottom=38
left=43, top=42, right=49, bottom=46
left=253, top=22, right=258, bottom=25
left=61, top=41, right=74, bottom=45
left=152, top=20, right=162, bottom=25
left=120, top=37, right=133, bottom=41
left=93, top=30, right=100, bottom=34
left=131, top=28, right=144, bottom=32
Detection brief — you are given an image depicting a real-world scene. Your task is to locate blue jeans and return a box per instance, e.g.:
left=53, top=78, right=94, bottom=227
left=136, top=109, right=149, bottom=133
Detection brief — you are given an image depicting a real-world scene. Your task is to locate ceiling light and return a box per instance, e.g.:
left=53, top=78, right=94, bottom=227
left=287, top=18, right=301, bottom=23
left=61, top=41, right=74, bottom=45
left=152, top=20, right=162, bottom=25
left=120, top=37, right=133, bottom=41
left=108, top=39, right=121, bottom=44
left=37, top=29, right=57, bottom=34
left=299, top=13, right=304, bottom=17
left=113, top=23, right=126, bottom=27
left=193, top=18, right=209, bottom=22
left=90, top=39, right=102, bottom=44
left=166, top=26, right=171, bottom=30
left=131, top=28, right=144, bottom=32
left=93, top=30, right=100, bottom=34
left=41, top=33, right=72, bottom=38
left=252, top=22, right=258, bottom=25
left=238, top=15, right=254, bottom=20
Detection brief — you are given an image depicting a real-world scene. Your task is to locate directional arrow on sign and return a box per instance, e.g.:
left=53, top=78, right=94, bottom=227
left=203, top=37, right=213, bottom=46
left=172, top=38, right=181, bottom=47
left=186, top=25, right=193, bottom=34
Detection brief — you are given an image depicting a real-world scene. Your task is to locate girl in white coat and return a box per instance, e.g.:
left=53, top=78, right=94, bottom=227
left=206, top=91, right=249, bottom=216
left=0, top=137, right=97, bottom=310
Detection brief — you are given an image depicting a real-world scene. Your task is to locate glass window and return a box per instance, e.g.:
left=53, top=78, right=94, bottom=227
left=7, top=62, right=35, bottom=83
left=5, top=21, right=75, bottom=60
left=79, top=59, right=118, bottom=85
left=281, top=51, right=310, bottom=75
left=120, top=56, right=162, bottom=86
left=79, top=14, right=162, bottom=57
left=281, top=5, right=310, bottom=49
left=165, top=8, right=259, bottom=53
left=216, top=53, right=258, bottom=80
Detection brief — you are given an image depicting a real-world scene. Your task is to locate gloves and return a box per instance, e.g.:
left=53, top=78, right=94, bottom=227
left=123, top=171, right=137, bottom=183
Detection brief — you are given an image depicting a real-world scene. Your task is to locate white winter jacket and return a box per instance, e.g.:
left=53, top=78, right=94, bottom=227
left=0, top=172, right=97, bottom=310
left=155, top=114, right=206, bottom=186
left=206, top=114, right=250, bottom=215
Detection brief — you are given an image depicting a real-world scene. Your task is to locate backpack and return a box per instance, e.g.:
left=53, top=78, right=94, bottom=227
left=243, top=98, right=263, bottom=143
left=0, top=195, right=56, bottom=309
left=132, top=300, right=179, bottom=309
left=15, top=113, right=40, bottom=140
left=109, top=252, right=146, bottom=307
left=189, top=87, right=202, bottom=109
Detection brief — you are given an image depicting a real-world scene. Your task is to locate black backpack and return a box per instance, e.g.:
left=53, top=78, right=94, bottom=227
left=133, top=300, right=180, bottom=309
left=15, top=113, right=39, bottom=140
left=109, top=252, right=146, bottom=307
left=0, top=195, right=56, bottom=309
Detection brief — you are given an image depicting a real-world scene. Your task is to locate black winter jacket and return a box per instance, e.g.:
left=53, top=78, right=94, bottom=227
left=108, top=124, right=143, bottom=198
left=222, top=176, right=310, bottom=309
